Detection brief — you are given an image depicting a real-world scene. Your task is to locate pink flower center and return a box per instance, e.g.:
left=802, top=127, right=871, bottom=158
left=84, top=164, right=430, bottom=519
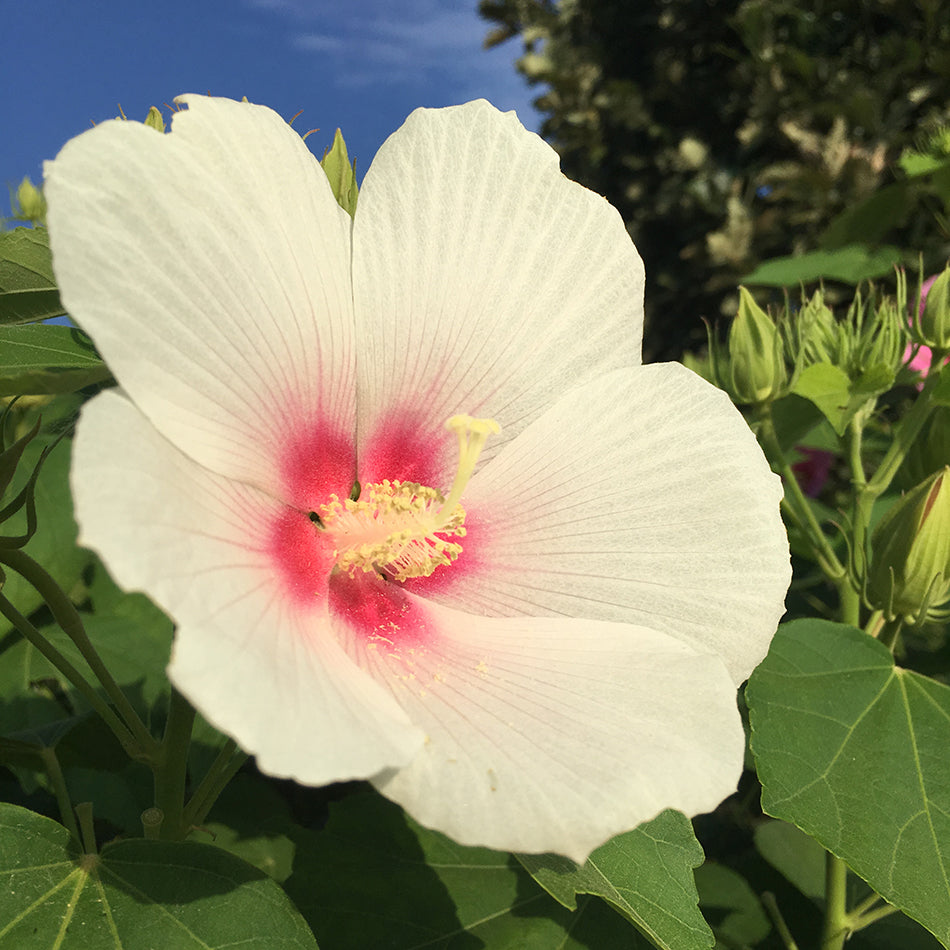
left=316, top=414, right=498, bottom=583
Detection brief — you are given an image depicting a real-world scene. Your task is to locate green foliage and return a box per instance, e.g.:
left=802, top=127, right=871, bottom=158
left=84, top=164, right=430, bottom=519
left=0, top=228, right=66, bottom=325
left=517, top=810, right=713, bottom=950
left=747, top=619, right=950, bottom=945
left=0, top=803, right=319, bottom=949
left=0, top=325, right=110, bottom=395
left=281, top=788, right=649, bottom=948
left=481, top=0, right=950, bottom=358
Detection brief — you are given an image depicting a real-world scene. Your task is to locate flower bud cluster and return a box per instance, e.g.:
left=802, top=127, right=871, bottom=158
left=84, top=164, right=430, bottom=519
left=711, top=282, right=910, bottom=409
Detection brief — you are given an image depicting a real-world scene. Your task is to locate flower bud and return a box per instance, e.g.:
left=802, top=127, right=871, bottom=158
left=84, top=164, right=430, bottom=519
left=868, top=467, right=950, bottom=621
left=143, top=106, right=166, bottom=133
left=321, top=129, right=359, bottom=216
left=797, top=290, right=837, bottom=366
left=915, top=265, right=950, bottom=351
left=727, top=287, right=786, bottom=405
left=14, top=177, right=46, bottom=225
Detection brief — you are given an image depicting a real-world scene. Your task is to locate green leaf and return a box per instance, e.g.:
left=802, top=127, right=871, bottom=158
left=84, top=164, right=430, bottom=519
left=742, top=245, right=902, bottom=287
left=517, top=810, right=713, bottom=950
left=747, top=619, right=950, bottom=946
left=790, top=362, right=853, bottom=435
left=0, top=228, right=65, bottom=326
left=282, top=788, right=645, bottom=949
left=694, top=862, right=771, bottom=949
left=320, top=129, right=359, bottom=216
left=0, top=325, right=110, bottom=395
left=0, top=803, right=319, bottom=949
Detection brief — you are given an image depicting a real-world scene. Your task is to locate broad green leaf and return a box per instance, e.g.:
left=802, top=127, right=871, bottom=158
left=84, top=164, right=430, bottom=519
left=320, top=129, right=359, bottom=216
left=0, top=228, right=65, bottom=325
left=0, top=325, right=110, bottom=395
left=0, top=803, right=319, bottom=949
left=693, top=862, right=771, bottom=949
left=790, top=362, right=891, bottom=436
left=742, top=245, right=902, bottom=287
left=790, top=362, right=853, bottom=435
left=283, top=788, right=646, bottom=949
left=747, top=619, right=950, bottom=947
left=517, top=810, right=713, bottom=950
left=0, top=434, right=88, bottom=643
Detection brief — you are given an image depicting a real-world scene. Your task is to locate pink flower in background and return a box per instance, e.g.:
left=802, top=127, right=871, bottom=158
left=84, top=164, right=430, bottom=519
left=907, top=274, right=942, bottom=379
left=46, top=97, right=790, bottom=860
left=792, top=446, right=835, bottom=497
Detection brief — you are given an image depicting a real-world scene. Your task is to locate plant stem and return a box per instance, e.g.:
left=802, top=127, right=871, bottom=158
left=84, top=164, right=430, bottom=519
left=761, top=892, right=800, bottom=950
left=757, top=410, right=846, bottom=581
left=0, top=591, right=136, bottom=752
left=153, top=687, right=196, bottom=841
left=0, top=548, right=158, bottom=758
left=39, top=746, right=80, bottom=845
left=849, top=901, right=900, bottom=932
left=182, top=739, right=248, bottom=830
left=821, top=852, right=850, bottom=950
left=75, top=802, right=97, bottom=854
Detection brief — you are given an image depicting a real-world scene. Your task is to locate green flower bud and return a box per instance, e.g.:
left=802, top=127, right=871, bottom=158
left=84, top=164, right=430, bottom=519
left=916, top=265, right=950, bottom=351
left=868, top=467, right=950, bottom=621
left=727, top=287, right=786, bottom=405
left=320, top=129, right=359, bottom=217
left=798, top=290, right=837, bottom=366
left=13, top=176, right=46, bottom=225
left=143, top=106, right=166, bottom=133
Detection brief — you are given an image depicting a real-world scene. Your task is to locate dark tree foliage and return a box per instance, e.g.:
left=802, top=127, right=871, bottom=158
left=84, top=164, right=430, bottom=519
left=481, top=0, right=950, bottom=359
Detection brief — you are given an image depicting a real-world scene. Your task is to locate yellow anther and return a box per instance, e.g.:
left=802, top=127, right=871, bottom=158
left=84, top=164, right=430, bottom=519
left=441, top=415, right=501, bottom=515
left=319, top=415, right=499, bottom=582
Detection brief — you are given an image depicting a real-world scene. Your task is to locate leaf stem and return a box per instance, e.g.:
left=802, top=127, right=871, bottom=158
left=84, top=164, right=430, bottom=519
left=761, top=892, right=800, bottom=950
left=849, top=900, right=900, bottom=932
left=182, top=739, right=248, bottom=830
left=0, top=589, right=136, bottom=753
left=185, top=739, right=247, bottom=827
left=757, top=409, right=845, bottom=580
left=0, top=548, right=159, bottom=758
left=38, top=745, right=80, bottom=845
left=821, top=852, right=850, bottom=950
left=153, top=687, right=196, bottom=841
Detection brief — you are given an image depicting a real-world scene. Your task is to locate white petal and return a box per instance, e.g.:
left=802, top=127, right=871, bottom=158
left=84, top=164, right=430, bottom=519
left=332, top=594, right=744, bottom=861
left=434, top=363, right=790, bottom=684
left=351, top=100, right=644, bottom=486
left=72, top=390, right=423, bottom=783
left=46, top=96, right=357, bottom=502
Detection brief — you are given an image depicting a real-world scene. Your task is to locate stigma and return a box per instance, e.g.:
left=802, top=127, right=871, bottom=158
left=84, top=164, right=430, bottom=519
left=318, top=415, right=499, bottom=582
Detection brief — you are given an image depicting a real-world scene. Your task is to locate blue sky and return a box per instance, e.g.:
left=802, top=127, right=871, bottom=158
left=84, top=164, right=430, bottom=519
left=3, top=0, right=540, bottom=204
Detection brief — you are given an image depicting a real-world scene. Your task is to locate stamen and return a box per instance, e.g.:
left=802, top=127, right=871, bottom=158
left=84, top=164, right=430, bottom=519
left=440, top=415, right=501, bottom=516
left=318, top=414, right=499, bottom=582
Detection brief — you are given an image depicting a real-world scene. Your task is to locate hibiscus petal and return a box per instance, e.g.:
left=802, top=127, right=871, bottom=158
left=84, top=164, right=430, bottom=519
left=46, top=96, right=357, bottom=500
left=443, top=363, right=790, bottom=684
left=351, top=99, right=645, bottom=486
left=72, top=390, right=423, bottom=782
left=333, top=594, right=744, bottom=862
